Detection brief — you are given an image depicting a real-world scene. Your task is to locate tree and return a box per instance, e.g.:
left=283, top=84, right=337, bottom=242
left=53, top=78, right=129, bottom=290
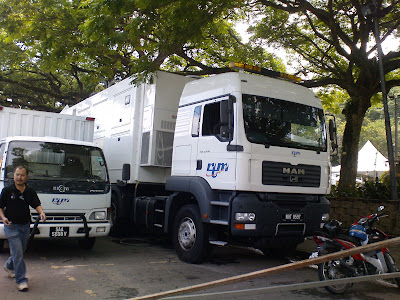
left=0, top=0, right=283, bottom=111
left=249, top=0, right=400, bottom=192
left=0, top=0, right=101, bottom=111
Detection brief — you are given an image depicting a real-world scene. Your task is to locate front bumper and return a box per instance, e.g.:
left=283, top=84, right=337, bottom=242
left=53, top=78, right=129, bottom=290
left=0, top=212, right=111, bottom=239
left=230, top=193, right=330, bottom=238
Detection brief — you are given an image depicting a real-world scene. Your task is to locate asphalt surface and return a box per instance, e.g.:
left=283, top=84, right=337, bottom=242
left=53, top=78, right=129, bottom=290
left=0, top=235, right=399, bottom=300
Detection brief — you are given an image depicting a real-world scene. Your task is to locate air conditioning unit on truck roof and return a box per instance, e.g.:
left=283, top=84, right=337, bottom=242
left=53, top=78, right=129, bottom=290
left=62, top=65, right=338, bottom=263
left=0, top=106, right=111, bottom=251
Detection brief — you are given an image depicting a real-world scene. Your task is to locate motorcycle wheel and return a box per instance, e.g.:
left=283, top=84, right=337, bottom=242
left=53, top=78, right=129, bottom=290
left=318, top=253, right=353, bottom=295
left=384, top=252, right=400, bottom=288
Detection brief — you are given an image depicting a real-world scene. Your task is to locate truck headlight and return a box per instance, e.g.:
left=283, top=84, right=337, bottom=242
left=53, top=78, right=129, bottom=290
left=321, top=213, right=329, bottom=222
left=94, top=211, right=106, bottom=220
left=235, top=213, right=256, bottom=222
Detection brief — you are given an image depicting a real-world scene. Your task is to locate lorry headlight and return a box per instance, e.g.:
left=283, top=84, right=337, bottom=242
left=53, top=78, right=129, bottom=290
left=235, top=213, right=256, bottom=222
left=321, top=213, right=329, bottom=222
left=94, top=211, right=106, bottom=220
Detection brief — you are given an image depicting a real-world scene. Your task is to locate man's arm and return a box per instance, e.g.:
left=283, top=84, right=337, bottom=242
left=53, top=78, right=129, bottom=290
left=35, top=206, right=46, bottom=222
left=0, top=208, right=11, bottom=225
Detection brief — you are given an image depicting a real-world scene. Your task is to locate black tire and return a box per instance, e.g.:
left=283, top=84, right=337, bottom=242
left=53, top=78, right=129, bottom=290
left=384, top=252, right=400, bottom=287
left=318, top=251, right=353, bottom=295
left=172, top=204, right=209, bottom=264
left=78, top=237, right=96, bottom=250
left=109, top=193, right=120, bottom=236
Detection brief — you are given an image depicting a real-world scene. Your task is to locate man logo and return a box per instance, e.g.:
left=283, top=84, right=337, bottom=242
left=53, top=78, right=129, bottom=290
left=283, top=168, right=305, bottom=175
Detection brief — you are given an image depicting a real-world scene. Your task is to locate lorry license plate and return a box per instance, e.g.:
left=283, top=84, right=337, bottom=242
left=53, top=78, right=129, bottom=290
left=50, top=227, right=69, bottom=238
left=282, top=213, right=304, bottom=221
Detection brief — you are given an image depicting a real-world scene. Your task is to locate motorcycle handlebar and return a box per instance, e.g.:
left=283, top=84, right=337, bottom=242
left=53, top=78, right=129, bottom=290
left=366, top=213, right=387, bottom=225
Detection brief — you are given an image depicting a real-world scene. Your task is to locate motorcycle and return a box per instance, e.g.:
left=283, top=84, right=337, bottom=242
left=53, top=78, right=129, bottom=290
left=310, top=205, right=400, bottom=294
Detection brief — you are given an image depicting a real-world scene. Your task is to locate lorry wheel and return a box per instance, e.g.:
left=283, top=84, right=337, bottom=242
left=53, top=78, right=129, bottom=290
left=109, top=194, right=120, bottom=236
left=173, top=204, right=209, bottom=264
left=78, top=237, right=96, bottom=250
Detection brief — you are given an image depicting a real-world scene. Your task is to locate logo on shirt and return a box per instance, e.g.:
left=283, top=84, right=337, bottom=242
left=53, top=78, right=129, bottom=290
left=11, top=193, right=25, bottom=202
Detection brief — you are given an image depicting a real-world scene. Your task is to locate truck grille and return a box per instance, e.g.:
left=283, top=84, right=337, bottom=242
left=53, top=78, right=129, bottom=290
left=262, top=161, right=320, bottom=187
left=31, top=213, right=83, bottom=222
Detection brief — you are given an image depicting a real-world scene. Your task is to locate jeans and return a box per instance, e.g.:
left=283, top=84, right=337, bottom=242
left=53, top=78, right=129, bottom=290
left=4, top=223, right=30, bottom=284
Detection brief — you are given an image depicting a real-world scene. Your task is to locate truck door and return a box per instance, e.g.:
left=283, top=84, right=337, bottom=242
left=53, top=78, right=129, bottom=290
left=195, top=98, right=236, bottom=190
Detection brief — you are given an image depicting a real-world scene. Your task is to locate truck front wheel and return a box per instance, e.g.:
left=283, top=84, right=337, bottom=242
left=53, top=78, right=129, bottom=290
left=173, top=204, right=209, bottom=264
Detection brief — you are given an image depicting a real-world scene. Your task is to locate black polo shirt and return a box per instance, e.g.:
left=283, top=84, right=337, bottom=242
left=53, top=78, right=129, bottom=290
left=0, top=184, right=41, bottom=225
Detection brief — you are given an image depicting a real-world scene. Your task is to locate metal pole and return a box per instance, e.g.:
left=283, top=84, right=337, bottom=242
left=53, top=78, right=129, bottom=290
left=374, top=19, right=398, bottom=200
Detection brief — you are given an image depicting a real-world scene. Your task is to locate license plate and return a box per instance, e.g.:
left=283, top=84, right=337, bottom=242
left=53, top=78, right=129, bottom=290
left=282, top=213, right=304, bottom=221
left=50, top=226, right=69, bottom=238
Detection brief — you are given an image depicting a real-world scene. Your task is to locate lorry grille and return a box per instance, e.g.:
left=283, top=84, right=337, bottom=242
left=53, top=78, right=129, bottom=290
left=31, top=213, right=83, bottom=222
left=262, top=161, right=320, bottom=187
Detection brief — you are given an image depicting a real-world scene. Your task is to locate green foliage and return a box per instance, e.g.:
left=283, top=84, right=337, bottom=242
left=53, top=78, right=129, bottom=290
left=331, top=176, right=398, bottom=200
left=249, top=1, right=400, bottom=191
left=356, top=180, right=391, bottom=200
left=0, top=0, right=283, bottom=110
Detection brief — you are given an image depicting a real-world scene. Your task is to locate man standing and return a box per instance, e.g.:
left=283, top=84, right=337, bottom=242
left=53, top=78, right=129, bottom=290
left=0, top=165, right=46, bottom=292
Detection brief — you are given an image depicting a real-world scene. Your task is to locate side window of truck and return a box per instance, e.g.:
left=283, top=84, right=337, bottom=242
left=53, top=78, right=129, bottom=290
left=202, top=100, right=231, bottom=142
left=191, top=106, right=202, bottom=137
left=202, top=102, right=221, bottom=136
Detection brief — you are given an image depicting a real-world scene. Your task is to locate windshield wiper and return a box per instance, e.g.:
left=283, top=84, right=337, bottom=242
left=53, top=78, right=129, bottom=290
left=64, top=176, right=97, bottom=186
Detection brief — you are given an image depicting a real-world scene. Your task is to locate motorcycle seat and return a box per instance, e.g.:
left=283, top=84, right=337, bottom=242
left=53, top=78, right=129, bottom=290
left=335, top=233, right=362, bottom=246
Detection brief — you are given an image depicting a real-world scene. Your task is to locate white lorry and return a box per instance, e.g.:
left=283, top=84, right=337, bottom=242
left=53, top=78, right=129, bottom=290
left=63, top=64, right=336, bottom=262
left=0, top=107, right=111, bottom=250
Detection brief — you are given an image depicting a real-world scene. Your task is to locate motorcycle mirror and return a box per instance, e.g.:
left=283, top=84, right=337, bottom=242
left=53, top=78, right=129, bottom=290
left=377, top=205, right=384, bottom=212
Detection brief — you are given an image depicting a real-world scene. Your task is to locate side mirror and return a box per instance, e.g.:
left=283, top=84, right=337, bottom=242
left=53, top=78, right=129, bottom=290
left=122, top=163, right=131, bottom=181
left=227, top=95, right=235, bottom=142
left=327, top=117, right=338, bottom=154
left=215, top=98, right=234, bottom=142
left=329, top=119, right=335, bottom=141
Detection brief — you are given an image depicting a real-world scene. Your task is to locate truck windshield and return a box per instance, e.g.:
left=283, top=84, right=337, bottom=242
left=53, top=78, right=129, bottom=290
left=243, top=94, right=327, bottom=152
left=5, top=141, right=108, bottom=182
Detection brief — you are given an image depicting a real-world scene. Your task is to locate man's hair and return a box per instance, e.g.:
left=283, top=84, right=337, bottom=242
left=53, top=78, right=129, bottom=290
left=14, top=165, right=29, bottom=175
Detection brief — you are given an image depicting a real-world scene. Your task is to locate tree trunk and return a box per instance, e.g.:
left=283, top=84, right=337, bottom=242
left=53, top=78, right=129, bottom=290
left=337, top=95, right=371, bottom=192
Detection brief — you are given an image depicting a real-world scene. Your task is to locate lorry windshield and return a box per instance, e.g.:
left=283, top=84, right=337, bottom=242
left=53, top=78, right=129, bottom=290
left=5, top=141, right=108, bottom=182
left=243, top=94, right=327, bottom=151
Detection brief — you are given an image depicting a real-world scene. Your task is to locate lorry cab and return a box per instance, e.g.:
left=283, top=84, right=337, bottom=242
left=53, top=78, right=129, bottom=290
left=0, top=106, right=112, bottom=249
left=173, top=71, right=330, bottom=193
left=166, top=67, right=334, bottom=261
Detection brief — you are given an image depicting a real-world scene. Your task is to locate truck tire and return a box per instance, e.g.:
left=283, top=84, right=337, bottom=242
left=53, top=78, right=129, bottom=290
left=109, top=193, right=120, bottom=236
left=78, top=237, right=96, bottom=250
left=172, top=204, right=209, bottom=264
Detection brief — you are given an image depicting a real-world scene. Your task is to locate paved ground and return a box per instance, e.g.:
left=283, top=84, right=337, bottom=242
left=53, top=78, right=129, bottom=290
left=0, top=235, right=399, bottom=300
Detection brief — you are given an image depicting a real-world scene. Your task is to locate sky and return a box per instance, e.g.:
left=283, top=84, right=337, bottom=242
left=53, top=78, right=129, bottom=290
left=235, top=22, right=399, bottom=73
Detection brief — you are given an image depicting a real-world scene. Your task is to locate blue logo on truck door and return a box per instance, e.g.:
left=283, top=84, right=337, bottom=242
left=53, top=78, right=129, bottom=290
left=206, top=163, right=229, bottom=178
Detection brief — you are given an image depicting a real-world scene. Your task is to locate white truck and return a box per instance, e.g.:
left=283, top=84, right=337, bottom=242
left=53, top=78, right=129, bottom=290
left=0, top=106, right=111, bottom=250
left=63, top=64, right=337, bottom=262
